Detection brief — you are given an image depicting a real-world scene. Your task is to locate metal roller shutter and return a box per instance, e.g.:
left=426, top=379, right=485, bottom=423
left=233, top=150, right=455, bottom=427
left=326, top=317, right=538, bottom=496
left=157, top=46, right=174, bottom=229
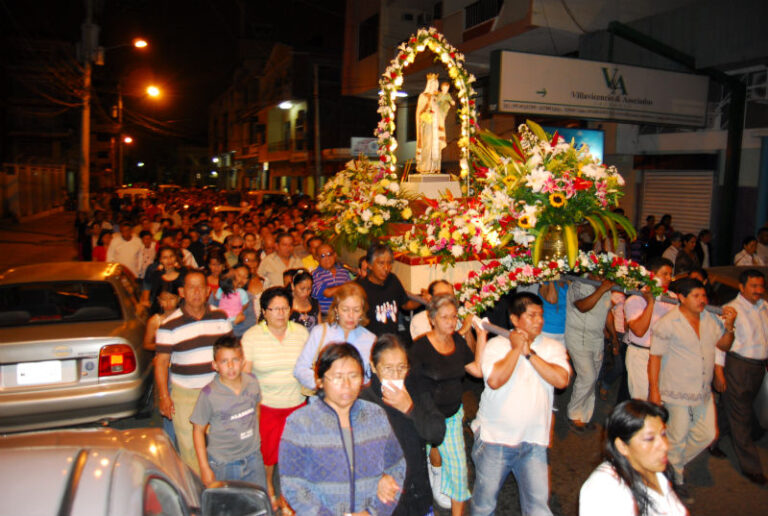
left=640, top=170, right=714, bottom=234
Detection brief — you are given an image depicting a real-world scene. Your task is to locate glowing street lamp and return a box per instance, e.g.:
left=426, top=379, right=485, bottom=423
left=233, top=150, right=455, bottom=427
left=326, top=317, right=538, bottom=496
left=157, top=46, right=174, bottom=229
left=123, top=136, right=133, bottom=144
left=133, top=38, right=148, bottom=49
left=146, top=85, right=161, bottom=98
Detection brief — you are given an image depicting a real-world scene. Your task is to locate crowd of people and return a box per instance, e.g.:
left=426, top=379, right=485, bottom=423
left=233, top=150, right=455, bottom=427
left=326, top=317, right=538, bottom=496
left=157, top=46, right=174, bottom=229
left=73, top=190, right=767, bottom=516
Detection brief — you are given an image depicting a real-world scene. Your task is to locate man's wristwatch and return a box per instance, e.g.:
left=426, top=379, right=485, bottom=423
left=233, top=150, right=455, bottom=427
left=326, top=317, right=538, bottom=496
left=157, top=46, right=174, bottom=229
left=524, top=349, right=537, bottom=360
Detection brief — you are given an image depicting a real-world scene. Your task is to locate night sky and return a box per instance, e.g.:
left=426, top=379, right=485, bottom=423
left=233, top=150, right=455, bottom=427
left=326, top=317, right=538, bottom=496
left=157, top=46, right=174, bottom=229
left=2, top=0, right=345, bottom=145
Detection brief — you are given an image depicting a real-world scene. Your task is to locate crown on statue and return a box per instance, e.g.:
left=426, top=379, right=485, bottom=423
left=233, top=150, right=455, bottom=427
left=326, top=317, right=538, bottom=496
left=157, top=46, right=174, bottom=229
left=426, top=73, right=439, bottom=81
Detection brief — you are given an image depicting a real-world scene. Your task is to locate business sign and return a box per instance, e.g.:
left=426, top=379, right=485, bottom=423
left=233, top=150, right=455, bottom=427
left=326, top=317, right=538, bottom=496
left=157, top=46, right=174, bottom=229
left=350, top=137, right=379, bottom=157
left=542, top=126, right=604, bottom=163
left=490, top=51, right=709, bottom=126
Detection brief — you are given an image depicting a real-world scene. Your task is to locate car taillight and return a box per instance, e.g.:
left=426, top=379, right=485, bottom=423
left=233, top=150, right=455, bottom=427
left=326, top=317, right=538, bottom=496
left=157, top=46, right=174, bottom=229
left=99, top=344, right=137, bottom=376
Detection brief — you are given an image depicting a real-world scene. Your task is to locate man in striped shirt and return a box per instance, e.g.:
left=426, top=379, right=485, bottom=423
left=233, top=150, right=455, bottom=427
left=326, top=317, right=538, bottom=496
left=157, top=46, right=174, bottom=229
left=311, top=244, right=352, bottom=313
left=155, top=271, right=233, bottom=473
left=712, top=269, right=768, bottom=485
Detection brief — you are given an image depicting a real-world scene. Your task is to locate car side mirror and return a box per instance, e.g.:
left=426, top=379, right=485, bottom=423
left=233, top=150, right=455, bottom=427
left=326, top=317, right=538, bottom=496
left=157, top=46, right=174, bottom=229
left=201, top=481, right=273, bottom=516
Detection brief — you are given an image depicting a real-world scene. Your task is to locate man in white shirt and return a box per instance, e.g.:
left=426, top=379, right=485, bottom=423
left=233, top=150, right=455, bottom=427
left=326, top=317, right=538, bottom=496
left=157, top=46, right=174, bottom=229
left=470, top=292, right=571, bottom=516
left=757, top=228, right=768, bottom=264
left=648, top=278, right=737, bottom=501
left=623, top=257, right=675, bottom=399
left=257, top=232, right=303, bottom=287
left=106, top=221, right=142, bottom=277
left=712, top=269, right=768, bottom=485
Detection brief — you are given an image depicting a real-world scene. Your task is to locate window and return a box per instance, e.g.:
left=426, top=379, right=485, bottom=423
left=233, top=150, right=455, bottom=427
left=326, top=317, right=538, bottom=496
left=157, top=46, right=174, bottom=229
left=358, top=14, right=379, bottom=60
left=143, top=477, right=186, bottom=516
left=295, top=110, right=306, bottom=150
left=0, top=281, right=122, bottom=326
left=465, top=0, right=503, bottom=29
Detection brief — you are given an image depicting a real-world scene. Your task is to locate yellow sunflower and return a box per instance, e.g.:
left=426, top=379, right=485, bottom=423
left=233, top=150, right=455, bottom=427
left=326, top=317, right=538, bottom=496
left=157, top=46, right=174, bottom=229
left=549, top=193, right=566, bottom=208
left=518, top=215, right=533, bottom=229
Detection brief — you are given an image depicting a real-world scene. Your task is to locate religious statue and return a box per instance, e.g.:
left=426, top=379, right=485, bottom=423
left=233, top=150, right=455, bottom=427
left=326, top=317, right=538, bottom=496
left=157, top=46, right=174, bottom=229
left=415, top=74, right=453, bottom=174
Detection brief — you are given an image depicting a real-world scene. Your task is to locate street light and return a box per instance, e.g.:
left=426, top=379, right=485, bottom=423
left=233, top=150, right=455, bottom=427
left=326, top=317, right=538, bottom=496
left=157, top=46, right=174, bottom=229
left=146, top=85, right=161, bottom=98
left=133, top=38, right=148, bottom=48
left=117, top=82, right=160, bottom=186
left=123, top=136, right=133, bottom=144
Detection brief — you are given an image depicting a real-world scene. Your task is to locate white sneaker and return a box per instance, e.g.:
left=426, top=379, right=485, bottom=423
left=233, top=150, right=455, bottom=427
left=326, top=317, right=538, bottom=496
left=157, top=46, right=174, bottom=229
left=428, top=461, right=452, bottom=509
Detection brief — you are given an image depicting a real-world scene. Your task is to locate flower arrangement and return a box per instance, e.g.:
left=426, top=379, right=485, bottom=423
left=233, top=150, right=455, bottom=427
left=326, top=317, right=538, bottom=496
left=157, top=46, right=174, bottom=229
left=457, top=251, right=664, bottom=316
left=473, top=121, right=636, bottom=267
left=389, top=196, right=510, bottom=267
left=316, top=158, right=414, bottom=251
left=376, top=27, right=478, bottom=183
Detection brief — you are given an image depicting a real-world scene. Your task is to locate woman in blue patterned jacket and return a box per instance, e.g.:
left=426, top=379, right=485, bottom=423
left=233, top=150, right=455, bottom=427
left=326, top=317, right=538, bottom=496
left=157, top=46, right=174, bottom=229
left=279, top=342, right=406, bottom=516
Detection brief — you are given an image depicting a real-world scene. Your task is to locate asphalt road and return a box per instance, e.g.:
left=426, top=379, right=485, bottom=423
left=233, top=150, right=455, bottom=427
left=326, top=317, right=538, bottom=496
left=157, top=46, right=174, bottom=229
left=3, top=211, right=767, bottom=514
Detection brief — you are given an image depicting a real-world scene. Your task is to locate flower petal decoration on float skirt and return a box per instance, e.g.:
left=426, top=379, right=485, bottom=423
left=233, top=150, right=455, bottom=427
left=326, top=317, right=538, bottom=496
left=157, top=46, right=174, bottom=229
left=456, top=251, right=665, bottom=317
left=375, top=27, right=479, bottom=190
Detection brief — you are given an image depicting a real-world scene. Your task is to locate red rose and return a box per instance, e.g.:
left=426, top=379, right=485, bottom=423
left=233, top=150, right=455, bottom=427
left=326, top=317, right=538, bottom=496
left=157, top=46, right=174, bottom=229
left=533, top=267, right=542, bottom=275
left=379, top=155, right=387, bottom=162
left=548, top=261, right=558, bottom=269
left=399, top=54, right=407, bottom=60
left=454, top=282, right=462, bottom=291
left=390, top=72, right=397, bottom=79
left=468, top=271, right=478, bottom=279
left=590, top=254, right=599, bottom=264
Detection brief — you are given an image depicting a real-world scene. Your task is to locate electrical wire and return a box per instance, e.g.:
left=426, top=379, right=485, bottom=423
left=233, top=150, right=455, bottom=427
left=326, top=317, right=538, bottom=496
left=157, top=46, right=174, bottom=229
left=558, top=0, right=587, bottom=33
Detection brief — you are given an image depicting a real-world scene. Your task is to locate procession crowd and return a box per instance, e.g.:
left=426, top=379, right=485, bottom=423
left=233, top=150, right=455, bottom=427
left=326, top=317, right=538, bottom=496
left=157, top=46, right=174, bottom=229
left=73, top=190, right=768, bottom=516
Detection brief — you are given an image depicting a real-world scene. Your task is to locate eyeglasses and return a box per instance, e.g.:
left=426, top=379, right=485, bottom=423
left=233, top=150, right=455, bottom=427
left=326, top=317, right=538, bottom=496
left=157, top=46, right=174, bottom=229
left=266, top=306, right=290, bottom=313
left=319, top=252, right=334, bottom=258
left=231, top=245, right=243, bottom=249
left=379, top=365, right=409, bottom=376
left=323, top=373, right=363, bottom=385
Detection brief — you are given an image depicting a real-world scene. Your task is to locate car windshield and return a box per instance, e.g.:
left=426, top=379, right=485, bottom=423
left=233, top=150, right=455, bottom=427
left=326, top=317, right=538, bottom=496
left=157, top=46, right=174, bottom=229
left=0, top=281, right=122, bottom=326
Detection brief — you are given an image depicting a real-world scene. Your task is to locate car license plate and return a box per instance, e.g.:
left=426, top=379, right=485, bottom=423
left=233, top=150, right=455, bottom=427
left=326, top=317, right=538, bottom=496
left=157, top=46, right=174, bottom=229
left=17, top=360, right=62, bottom=386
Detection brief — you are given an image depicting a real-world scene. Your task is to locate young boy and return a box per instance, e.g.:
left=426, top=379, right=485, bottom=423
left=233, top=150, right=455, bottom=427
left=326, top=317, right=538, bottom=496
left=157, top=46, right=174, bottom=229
left=191, top=336, right=266, bottom=487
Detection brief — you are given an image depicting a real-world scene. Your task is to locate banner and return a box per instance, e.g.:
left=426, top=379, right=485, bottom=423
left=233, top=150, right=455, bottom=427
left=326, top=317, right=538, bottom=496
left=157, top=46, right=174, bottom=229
left=490, top=51, right=709, bottom=126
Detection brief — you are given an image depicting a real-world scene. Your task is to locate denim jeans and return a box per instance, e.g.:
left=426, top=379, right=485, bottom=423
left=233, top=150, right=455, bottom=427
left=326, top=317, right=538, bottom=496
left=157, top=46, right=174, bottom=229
left=209, top=450, right=267, bottom=487
left=470, top=438, right=552, bottom=516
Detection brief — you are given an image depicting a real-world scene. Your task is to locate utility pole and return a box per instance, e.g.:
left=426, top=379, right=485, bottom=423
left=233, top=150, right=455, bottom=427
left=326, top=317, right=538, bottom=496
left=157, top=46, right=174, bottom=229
left=78, top=0, right=98, bottom=212
left=117, top=83, right=124, bottom=187
left=313, top=63, right=321, bottom=197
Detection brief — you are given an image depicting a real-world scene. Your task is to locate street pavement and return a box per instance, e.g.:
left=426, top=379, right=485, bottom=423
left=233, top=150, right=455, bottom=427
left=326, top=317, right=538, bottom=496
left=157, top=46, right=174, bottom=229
left=3, top=210, right=767, bottom=514
left=0, top=211, right=78, bottom=273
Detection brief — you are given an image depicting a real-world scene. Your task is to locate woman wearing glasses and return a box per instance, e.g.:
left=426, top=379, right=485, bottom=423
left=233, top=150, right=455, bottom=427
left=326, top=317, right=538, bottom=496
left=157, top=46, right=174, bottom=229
left=294, top=282, right=376, bottom=392
left=360, top=334, right=446, bottom=516
left=280, top=343, right=406, bottom=515
left=409, top=294, right=486, bottom=515
left=241, top=286, right=309, bottom=514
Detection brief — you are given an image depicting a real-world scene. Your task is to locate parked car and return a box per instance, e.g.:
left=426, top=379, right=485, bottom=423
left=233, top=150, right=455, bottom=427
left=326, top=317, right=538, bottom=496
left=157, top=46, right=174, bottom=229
left=116, top=187, right=152, bottom=199
left=0, top=427, right=273, bottom=516
left=0, top=262, right=152, bottom=433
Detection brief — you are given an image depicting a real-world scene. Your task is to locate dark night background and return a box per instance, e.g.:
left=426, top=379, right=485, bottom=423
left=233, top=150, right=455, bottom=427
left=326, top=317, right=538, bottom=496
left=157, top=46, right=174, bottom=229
left=1, top=0, right=345, bottom=170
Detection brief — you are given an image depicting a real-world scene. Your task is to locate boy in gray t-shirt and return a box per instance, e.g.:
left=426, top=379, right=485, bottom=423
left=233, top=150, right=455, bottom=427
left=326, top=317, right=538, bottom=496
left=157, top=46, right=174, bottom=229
left=191, top=336, right=266, bottom=487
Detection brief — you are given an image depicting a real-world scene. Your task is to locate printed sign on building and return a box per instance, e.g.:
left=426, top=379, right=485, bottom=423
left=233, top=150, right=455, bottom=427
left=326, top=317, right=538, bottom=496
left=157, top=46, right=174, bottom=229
left=490, top=51, right=709, bottom=126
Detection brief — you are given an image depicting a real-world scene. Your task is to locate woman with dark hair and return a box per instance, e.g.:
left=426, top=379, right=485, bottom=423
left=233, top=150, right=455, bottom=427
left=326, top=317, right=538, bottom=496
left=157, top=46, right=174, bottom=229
left=674, top=234, right=700, bottom=276
left=580, top=400, right=687, bottom=516
left=91, top=229, right=113, bottom=262
left=143, top=246, right=186, bottom=315
left=241, top=286, right=309, bottom=513
left=205, top=249, right=226, bottom=293
left=280, top=343, right=406, bottom=515
left=360, top=334, right=446, bottom=516
left=289, top=269, right=321, bottom=331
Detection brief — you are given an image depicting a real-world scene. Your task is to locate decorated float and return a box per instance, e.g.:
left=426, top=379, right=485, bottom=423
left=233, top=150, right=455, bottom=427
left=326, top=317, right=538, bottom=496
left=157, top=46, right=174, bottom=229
left=317, top=27, right=662, bottom=314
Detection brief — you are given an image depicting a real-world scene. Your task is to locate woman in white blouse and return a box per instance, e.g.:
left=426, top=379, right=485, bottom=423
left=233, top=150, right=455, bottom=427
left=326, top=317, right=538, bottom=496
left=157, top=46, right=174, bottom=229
left=580, top=400, right=688, bottom=516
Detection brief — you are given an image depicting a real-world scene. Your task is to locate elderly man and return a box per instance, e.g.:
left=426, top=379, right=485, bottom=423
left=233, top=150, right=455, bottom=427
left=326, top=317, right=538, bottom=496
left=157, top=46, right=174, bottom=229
left=155, top=272, right=232, bottom=473
left=649, top=278, right=737, bottom=502
left=711, top=269, right=768, bottom=485
left=257, top=232, right=302, bottom=287
left=311, top=244, right=352, bottom=313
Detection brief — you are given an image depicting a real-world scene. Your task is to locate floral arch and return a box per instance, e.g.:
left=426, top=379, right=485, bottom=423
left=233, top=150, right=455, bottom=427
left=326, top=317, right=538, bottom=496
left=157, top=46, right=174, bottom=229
left=375, top=27, right=479, bottom=182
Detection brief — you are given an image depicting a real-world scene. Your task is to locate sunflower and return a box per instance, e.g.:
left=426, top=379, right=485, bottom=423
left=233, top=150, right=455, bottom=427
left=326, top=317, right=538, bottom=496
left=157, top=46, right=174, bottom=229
left=549, top=192, right=566, bottom=208
left=518, top=215, right=533, bottom=229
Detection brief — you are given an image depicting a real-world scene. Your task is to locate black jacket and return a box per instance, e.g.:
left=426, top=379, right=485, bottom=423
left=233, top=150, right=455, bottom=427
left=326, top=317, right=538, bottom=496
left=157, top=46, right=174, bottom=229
left=360, top=374, right=446, bottom=516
